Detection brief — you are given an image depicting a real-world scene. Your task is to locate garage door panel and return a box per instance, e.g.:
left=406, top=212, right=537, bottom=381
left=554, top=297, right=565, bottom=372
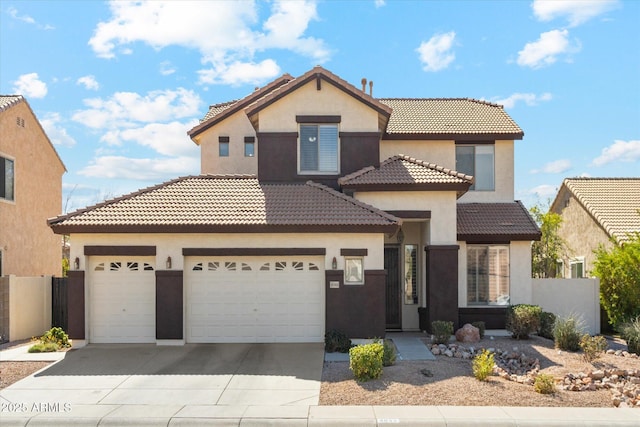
left=89, top=257, right=156, bottom=344
left=186, top=256, right=324, bottom=343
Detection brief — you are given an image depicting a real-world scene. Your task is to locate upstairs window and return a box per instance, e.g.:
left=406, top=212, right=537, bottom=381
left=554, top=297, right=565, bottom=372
left=570, top=257, right=584, bottom=278
left=299, top=124, right=339, bottom=174
left=244, top=136, right=255, bottom=157
left=1, top=156, right=15, bottom=201
left=456, top=144, right=495, bottom=191
left=219, top=136, right=229, bottom=157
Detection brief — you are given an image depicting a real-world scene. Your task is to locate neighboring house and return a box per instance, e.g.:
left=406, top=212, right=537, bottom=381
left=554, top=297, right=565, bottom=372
left=0, top=95, right=66, bottom=277
left=48, top=66, right=540, bottom=345
left=550, top=178, right=640, bottom=278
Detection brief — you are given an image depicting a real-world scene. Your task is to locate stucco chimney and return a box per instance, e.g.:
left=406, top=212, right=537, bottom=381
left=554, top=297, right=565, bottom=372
left=369, top=80, right=373, bottom=97
left=361, top=78, right=367, bottom=92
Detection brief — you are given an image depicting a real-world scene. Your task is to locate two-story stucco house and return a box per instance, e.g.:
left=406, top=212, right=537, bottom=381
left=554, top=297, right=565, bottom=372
left=49, top=67, right=539, bottom=345
left=1, top=95, right=66, bottom=277
left=550, top=177, right=640, bottom=278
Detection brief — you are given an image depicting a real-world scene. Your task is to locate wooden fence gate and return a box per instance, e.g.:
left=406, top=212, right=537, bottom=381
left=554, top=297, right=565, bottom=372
left=51, top=277, right=68, bottom=331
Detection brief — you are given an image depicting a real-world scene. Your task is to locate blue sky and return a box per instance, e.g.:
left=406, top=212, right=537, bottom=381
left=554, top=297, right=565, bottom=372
left=1, top=0, right=638, bottom=212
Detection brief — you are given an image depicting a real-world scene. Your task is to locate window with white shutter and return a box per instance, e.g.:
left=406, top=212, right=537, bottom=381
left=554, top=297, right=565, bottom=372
left=467, top=245, right=509, bottom=305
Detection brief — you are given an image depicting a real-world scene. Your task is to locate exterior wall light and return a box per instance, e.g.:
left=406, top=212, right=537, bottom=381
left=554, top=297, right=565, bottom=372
left=73, top=257, right=80, bottom=270
left=166, top=256, right=172, bottom=270
left=332, top=256, right=337, bottom=270
left=397, top=228, right=405, bottom=244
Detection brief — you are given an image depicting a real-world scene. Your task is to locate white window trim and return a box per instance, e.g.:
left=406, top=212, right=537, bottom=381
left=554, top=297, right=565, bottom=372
left=343, top=256, right=364, bottom=285
left=570, top=257, right=585, bottom=278
left=297, top=124, right=340, bottom=175
left=456, top=144, right=495, bottom=191
left=0, top=153, right=16, bottom=204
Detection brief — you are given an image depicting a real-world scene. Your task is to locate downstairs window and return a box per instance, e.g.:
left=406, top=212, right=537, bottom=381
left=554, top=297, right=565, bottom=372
left=467, top=245, right=509, bottom=305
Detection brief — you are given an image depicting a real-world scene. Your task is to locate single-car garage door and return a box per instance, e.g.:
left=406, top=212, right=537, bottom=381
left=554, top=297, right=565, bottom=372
left=89, top=257, right=156, bottom=343
left=186, top=256, right=324, bottom=343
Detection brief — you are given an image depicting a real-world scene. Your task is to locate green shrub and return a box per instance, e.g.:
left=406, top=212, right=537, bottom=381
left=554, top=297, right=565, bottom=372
left=431, top=320, right=453, bottom=344
left=324, top=329, right=352, bottom=353
left=579, top=334, right=608, bottom=362
left=534, top=373, right=556, bottom=394
left=553, top=314, right=584, bottom=351
left=538, top=312, right=556, bottom=340
left=40, top=327, right=71, bottom=348
left=471, top=321, right=485, bottom=339
left=620, top=316, right=640, bottom=355
left=349, top=342, right=384, bottom=381
left=382, top=339, right=396, bottom=367
left=506, top=304, right=542, bottom=339
left=472, top=349, right=494, bottom=381
left=28, top=342, right=59, bottom=353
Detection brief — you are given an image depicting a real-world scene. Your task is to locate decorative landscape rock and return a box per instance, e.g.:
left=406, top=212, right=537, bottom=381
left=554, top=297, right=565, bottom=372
left=455, top=323, right=480, bottom=343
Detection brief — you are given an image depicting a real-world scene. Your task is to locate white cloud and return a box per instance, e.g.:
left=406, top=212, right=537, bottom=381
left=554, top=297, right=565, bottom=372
left=416, top=32, right=456, bottom=72
left=78, top=155, right=199, bottom=181
left=528, top=184, right=558, bottom=198
left=40, top=112, right=77, bottom=147
left=494, top=92, right=552, bottom=109
left=374, top=0, right=386, bottom=7
left=72, top=88, right=202, bottom=129
left=7, top=6, right=54, bottom=29
left=77, top=75, right=100, bottom=90
left=12, top=73, right=48, bottom=98
left=517, top=29, right=579, bottom=69
left=88, top=0, right=329, bottom=86
left=592, top=140, right=640, bottom=166
left=532, top=0, right=619, bottom=27
left=530, top=159, right=572, bottom=174
left=197, top=59, right=281, bottom=86
left=100, top=120, right=200, bottom=157
left=159, top=61, right=176, bottom=76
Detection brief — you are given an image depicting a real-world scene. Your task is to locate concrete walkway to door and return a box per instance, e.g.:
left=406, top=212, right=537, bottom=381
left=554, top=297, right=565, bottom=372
left=1, top=343, right=323, bottom=425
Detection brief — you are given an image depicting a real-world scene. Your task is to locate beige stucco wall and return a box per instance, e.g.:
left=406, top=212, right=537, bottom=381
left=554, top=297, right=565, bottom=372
left=555, top=194, right=612, bottom=277
left=355, top=191, right=457, bottom=244
left=198, top=110, right=258, bottom=175
left=257, top=81, right=379, bottom=132
left=68, top=232, right=385, bottom=272
left=0, top=101, right=65, bottom=276
left=6, top=275, right=52, bottom=341
left=457, top=240, right=532, bottom=308
left=532, top=278, right=600, bottom=335
left=380, top=139, right=453, bottom=167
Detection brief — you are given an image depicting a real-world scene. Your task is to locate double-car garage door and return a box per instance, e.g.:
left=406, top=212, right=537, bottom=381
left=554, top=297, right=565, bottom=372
left=89, top=255, right=324, bottom=343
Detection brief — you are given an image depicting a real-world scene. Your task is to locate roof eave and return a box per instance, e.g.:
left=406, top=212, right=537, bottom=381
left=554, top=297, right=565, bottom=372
left=457, top=232, right=542, bottom=242
left=340, top=182, right=471, bottom=192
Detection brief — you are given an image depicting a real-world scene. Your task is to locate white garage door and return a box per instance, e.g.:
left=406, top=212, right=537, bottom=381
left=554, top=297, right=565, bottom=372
left=89, top=257, right=156, bottom=343
left=186, top=256, right=324, bottom=343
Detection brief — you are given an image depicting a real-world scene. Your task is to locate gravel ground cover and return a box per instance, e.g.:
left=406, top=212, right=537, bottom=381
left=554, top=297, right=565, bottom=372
left=320, top=335, right=639, bottom=407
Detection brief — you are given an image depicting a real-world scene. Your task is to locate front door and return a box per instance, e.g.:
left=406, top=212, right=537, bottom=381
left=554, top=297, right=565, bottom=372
left=384, top=246, right=401, bottom=329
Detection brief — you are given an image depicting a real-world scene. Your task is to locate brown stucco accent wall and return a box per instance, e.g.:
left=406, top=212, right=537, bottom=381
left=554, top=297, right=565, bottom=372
left=67, top=270, right=85, bottom=340
left=425, top=245, right=459, bottom=330
left=459, top=307, right=507, bottom=329
left=325, top=269, right=386, bottom=338
left=155, top=270, right=183, bottom=340
left=0, top=100, right=65, bottom=276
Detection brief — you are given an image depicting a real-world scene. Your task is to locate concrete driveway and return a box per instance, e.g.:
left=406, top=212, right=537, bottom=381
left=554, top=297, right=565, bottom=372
left=1, top=343, right=323, bottom=424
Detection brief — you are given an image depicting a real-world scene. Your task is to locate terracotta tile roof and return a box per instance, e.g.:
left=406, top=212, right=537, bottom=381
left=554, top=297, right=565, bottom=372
left=553, top=178, right=640, bottom=243
left=0, top=95, right=24, bottom=111
left=457, top=202, right=541, bottom=242
left=200, top=101, right=237, bottom=123
left=48, top=176, right=400, bottom=234
left=339, top=155, right=472, bottom=196
left=379, top=98, right=524, bottom=139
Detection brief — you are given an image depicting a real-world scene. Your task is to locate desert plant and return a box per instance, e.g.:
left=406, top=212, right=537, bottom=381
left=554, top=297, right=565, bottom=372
left=619, top=316, right=640, bottom=355
left=553, top=314, right=584, bottom=351
left=471, top=321, right=485, bottom=339
left=472, top=349, right=494, bottom=381
left=506, top=304, right=542, bottom=339
left=534, top=373, right=556, bottom=394
left=40, top=327, right=71, bottom=348
left=28, top=342, right=59, bottom=353
left=538, top=312, right=556, bottom=340
left=382, top=339, right=396, bottom=367
left=349, top=342, right=384, bottom=381
left=579, top=334, right=608, bottom=362
left=324, top=329, right=352, bottom=353
left=431, top=320, right=453, bottom=344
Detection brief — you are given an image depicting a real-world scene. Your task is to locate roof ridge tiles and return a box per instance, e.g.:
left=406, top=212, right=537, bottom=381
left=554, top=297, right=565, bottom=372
left=337, top=165, right=376, bottom=185
left=395, top=154, right=474, bottom=181
left=305, top=180, right=401, bottom=224
left=0, top=95, right=25, bottom=111
left=378, top=97, right=504, bottom=108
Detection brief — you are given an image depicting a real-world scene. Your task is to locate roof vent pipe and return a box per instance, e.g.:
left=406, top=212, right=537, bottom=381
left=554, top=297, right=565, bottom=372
left=361, top=78, right=367, bottom=92
left=369, top=80, right=373, bottom=97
